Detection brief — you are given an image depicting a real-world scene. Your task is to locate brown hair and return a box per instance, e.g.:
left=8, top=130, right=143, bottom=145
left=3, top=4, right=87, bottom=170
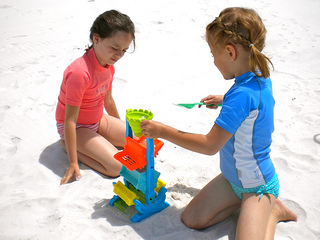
left=206, top=7, right=273, bottom=78
left=86, top=10, right=135, bottom=51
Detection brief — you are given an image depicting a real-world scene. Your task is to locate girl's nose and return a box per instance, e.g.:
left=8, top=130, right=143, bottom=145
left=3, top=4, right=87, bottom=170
left=116, top=50, right=125, bottom=58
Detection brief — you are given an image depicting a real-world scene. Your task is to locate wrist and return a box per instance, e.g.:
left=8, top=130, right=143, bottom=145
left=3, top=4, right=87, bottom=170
left=159, top=124, right=165, bottom=138
left=68, top=159, right=78, bottom=167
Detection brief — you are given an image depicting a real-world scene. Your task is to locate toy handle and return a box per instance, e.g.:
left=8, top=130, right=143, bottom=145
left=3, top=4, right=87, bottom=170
left=198, top=102, right=222, bottom=107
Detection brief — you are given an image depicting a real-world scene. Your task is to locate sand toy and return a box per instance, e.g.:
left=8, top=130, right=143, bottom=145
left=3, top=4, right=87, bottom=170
left=110, top=109, right=169, bottom=223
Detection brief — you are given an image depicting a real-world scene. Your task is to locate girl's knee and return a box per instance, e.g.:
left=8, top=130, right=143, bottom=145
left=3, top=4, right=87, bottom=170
left=181, top=210, right=205, bottom=230
left=181, top=212, right=194, bottom=229
left=107, top=172, right=120, bottom=178
left=106, top=163, right=122, bottom=178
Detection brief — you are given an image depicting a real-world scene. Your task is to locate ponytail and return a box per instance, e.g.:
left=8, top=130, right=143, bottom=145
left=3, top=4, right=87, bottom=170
left=249, top=44, right=274, bottom=78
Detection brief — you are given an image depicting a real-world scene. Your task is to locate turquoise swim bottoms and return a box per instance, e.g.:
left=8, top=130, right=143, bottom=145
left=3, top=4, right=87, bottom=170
left=229, top=173, right=279, bottom=200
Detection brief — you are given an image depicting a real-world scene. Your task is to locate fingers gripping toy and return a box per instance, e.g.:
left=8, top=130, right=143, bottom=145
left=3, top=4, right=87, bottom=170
left=109, top=109, right=170, bottom=222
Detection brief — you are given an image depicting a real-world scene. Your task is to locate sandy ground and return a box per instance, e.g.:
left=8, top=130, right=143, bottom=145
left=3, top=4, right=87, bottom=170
left=0, top=0, right=319, bottom=239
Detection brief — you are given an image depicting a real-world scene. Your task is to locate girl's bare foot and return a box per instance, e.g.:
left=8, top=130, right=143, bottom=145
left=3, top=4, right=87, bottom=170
left=273, top=199, right=298, bottom=222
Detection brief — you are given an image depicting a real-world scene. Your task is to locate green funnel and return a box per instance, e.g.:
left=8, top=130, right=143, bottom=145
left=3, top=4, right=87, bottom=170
left=126, top=109, right=153, bottom=137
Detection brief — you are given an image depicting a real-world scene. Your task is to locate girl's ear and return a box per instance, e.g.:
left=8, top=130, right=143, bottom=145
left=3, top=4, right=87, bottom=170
left=93, top=33, right=100, bottom=44
left=225, top=44, right=237, bottom=61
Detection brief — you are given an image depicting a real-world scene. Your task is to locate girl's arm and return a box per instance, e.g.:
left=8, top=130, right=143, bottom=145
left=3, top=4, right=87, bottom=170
left=60, top=104, right=82, bottom=185
left=104, top=90, right=120, bottom=119
left=140, top=121, right=232, bottom=155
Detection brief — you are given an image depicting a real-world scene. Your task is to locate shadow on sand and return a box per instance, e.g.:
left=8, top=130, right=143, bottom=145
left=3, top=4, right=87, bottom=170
left=91, top=188, right=237, bottom=240
left=38, top=140, right=68, bottom=178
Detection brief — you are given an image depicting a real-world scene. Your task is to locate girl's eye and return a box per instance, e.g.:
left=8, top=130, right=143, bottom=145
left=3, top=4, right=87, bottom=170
left=112, top=47, right=128, bottom=53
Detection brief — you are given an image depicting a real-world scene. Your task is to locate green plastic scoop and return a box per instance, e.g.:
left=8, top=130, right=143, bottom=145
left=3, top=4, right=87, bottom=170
left=175, top=102, right=222, bottom=109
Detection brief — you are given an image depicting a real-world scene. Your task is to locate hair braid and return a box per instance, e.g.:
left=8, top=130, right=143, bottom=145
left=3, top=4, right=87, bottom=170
left=206, top=7, right=273, bottom=78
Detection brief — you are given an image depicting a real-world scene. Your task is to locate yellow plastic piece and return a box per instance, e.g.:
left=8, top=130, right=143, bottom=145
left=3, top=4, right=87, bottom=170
left=155, top=179, right=166, bottom=193
left=113, top=181, right=138, bottom=206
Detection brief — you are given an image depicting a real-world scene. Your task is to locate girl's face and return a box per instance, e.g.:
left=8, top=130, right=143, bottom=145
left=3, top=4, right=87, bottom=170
left=93, top=31, right=133, bottom=67
left=208, top=42, right=234, bottom=80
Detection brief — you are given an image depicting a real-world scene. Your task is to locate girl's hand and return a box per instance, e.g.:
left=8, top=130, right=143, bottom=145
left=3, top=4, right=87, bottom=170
left=200, top=95, right=224, bottom=109
left=60, top=162, right=81, bottom=185
left=140, top=120, right=165, bottom=139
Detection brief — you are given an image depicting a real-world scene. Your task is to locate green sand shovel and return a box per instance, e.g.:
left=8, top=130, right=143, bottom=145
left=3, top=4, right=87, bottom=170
left=174, top=102, right=222, bottom=109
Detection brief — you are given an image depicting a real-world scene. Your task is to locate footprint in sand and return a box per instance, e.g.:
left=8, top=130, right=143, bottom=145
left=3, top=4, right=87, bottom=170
left=0, top=5, right=12, bottom=9
left=0, top=105, right=10, bottom=122
left=7, top=136, right=21, bottom=156
left=0, top=134, right=21, bottom=159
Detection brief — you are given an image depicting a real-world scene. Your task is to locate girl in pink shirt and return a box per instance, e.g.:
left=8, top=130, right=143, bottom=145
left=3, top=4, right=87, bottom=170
left=56, top=10, right=135, bottom=184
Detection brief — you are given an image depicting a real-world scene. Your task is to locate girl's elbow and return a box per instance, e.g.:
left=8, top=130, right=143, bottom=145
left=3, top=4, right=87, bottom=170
left=203, top=146, right=219, bottom=156
left=207, top=150, right=219, bottom=156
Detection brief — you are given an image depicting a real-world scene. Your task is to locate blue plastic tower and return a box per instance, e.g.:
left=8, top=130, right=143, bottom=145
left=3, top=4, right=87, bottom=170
left=110, top=119, right=170, bottom=222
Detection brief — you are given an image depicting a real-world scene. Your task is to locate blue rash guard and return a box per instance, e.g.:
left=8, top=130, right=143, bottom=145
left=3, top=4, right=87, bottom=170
left=215, top=71, right=276, bottom=188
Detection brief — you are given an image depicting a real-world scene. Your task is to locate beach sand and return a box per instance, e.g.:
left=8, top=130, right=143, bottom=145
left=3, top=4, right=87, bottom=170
left=0, top=0, right=319, bottom=239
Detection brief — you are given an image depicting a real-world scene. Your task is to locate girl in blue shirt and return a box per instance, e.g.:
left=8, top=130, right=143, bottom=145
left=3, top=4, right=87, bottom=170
left=141, top=7, right=297, bottom=239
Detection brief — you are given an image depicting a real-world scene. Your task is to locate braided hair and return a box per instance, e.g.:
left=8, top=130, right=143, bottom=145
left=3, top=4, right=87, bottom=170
left=206, top=7, right=273, bottom=78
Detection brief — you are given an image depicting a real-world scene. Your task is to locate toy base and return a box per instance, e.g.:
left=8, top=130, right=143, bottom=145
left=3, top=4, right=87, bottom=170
left=110, top=186, right=170, bottom=223
left=131, top=200, right=170, bottom=223
left=131, top=186, right=170, bottom=223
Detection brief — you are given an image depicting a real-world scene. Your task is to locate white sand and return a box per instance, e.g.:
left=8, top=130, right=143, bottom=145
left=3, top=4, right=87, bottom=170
left=1, top=0, right=319, bottom=239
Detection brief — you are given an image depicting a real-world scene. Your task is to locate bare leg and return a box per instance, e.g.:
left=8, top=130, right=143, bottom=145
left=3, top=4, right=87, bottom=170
left=76, top=128, right=122, bottom=177
left=75, top=114, right=125, bottom=177
left=181, top=173, right=241, bottom=230
left=60, top=134, right=122, bottom=178
left=59, top=115, right=125, bottom=178
left=76, top=151, right=115, bottom=176
left=236, top=193, right=276, bottom=240
left=264, top=199, right=297, bottom=240
left=97, top=114, right=126, bottom=147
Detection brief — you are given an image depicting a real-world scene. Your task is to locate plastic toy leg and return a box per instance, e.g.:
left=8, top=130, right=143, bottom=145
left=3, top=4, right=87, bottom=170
left=109, top=195, right=119, bottom=206
left=130, top=187, right=170, bottom=223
